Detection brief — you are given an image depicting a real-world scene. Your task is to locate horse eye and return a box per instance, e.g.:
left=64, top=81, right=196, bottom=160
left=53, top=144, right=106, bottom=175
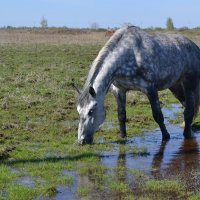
left=88, top=109, right=94, bottom=116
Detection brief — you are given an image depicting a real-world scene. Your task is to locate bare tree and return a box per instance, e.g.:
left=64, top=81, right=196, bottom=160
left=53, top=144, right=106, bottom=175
left=40, top=16, right=48, bottom=28
left=90, top=22, right=99, bottom=30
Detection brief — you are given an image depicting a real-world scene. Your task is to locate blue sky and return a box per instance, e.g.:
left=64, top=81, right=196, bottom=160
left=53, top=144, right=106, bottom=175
left=0, top=0, right=199, bottom=28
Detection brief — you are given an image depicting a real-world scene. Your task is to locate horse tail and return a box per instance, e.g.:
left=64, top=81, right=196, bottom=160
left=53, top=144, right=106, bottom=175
left=194, top=79, right=200, bottom=117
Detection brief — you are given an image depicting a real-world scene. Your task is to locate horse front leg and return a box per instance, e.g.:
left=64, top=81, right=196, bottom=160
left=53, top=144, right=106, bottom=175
left=111, top=85, right=127, bottom=138
left=147, top=88, right=170, bottom=141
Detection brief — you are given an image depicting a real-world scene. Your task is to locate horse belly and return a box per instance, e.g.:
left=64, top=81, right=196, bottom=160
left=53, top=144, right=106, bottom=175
left=156, top=66, right=184, bottom=90
left=113, top=77, right=149, bottom=92
left=114, top=66, right=183, bottom=92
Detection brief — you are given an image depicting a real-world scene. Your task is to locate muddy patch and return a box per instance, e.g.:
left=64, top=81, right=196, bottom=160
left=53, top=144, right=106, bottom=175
left=49, top=104, right=200, bottom=199
left=99, top=104, right=200, bottom=197
left=101, top=104, right=184, bottom=169
left=7, top=104, right=200, bottom=199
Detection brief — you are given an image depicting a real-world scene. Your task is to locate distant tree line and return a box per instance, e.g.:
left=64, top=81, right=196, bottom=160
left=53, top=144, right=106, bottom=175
left=40, top=16, right=48, bottom=28
left=1, top=16, right=200, bottom=31
left=166, top=17, right=174, bottom=30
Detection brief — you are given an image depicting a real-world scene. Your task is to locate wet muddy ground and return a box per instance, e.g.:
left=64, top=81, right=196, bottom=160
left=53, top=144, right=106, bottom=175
left=1, top=34, right=200, bottom=199
left=43, top=104, right=200, bottom=200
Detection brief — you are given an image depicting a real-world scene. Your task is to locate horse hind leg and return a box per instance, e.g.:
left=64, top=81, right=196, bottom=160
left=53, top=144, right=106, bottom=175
left=182, top=77, right=200, bottom=138
left=147, top=87, right=170, bottom=140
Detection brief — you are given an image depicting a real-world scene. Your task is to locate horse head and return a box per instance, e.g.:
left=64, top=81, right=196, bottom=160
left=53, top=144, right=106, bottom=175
left=77, top=86, right=106, bottom=144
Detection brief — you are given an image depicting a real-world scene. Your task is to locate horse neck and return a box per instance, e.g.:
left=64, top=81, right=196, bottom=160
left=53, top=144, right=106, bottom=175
left=89, top=33, right=127, bottom=100
left=92, top=60, right=118, bottom=100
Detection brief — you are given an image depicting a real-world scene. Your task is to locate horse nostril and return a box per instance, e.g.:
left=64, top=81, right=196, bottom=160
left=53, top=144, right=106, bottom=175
left=78, top=138, right=93, bottom=145
left=82, top=139, right=86, bottom=144
left=87, top=137, right=93, bottom=144
left=78, top=138, right=86, bottom=145
left=78, top=135, right=93, bottom=145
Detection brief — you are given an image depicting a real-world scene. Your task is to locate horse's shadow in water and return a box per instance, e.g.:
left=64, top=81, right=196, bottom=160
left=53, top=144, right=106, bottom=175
left=151, top=133, right=200, bottom=190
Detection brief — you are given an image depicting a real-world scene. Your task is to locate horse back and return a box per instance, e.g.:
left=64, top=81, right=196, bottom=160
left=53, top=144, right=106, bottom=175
left=126, top=27, right=200, bottom=87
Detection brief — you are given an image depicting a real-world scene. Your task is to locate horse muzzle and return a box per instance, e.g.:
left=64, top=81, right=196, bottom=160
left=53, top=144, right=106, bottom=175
left=78, top=135, right=93, bottom=145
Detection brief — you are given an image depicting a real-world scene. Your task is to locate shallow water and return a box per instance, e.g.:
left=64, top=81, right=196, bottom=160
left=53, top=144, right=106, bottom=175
left=100, top=104, right=200, bottom=195
left=19, top=176, right=35, bottom=188
left=101, top=104, right=184, bottom=170
left=15, top=104, right=200, bottom=199
left=80, top=104, right=200, bottom=198
left=101, top=124, right=200, bottom=174
left=55, top=171, right=79, bottom=200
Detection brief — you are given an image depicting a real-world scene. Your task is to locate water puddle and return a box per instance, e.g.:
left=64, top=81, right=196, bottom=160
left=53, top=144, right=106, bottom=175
left=52, top=104, right=200, bottom=199
left=101, top=104, right=183, bottom=169
left=100, top=104, right=200, bottom=193
left=55, top=171, right=80, bottom=200
left=18, top=176, right=35, bottom=188
left=13, top=104, right=200, bottom=199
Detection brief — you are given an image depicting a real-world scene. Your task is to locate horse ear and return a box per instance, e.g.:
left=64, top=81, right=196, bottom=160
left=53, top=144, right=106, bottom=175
left=89, top=86, right=96, bottom=97
left=71, top=79, right=81, bottom=95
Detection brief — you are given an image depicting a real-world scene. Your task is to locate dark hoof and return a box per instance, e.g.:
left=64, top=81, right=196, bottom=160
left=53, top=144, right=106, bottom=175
left=183, top=128, right=193, bottom=139
left=120, top=133, right=127, bottom=138
left=162, top=133, right=170, bottom=141
left=78, top=137, right=93, bottom=145
left=183, top=133, right=192, bottom=139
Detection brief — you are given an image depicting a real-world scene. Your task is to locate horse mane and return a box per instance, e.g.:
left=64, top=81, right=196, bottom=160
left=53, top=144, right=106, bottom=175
left=78, top=86, right=91, bottom=107
left=83, top=26, right=132, bottom=89
left=78, top=26, right=138, bottom=107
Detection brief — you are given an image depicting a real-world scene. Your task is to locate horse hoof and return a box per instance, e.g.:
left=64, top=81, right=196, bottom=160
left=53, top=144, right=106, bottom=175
left=183, top=133, right=192, bottom=139
left=120, top=133, right=127, bottom=138
left=162, top=133, right=170, bottom=141
left=183, top=129, right=193, bottom=139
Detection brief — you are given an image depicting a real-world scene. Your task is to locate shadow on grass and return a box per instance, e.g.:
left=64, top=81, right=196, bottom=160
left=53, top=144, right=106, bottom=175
left=1, top=150, right=150, bottom=166
left=1, top=153, right=101, bottom=165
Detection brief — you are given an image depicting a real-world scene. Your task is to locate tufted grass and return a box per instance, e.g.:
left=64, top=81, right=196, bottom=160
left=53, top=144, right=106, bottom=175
left=0, top=28, right=200, bottom=199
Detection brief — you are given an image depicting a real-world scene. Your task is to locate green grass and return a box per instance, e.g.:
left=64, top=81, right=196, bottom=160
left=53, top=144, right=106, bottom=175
left=110, top=182, right=130, bottom=193
left=143, top=180, right=187, bottom=199
left=7, top=185, right=36, bottom=200
left=77, top=186, right=90, bottom=197
left=0, top=165, right=17, bottom=189
left=1, top=30, right=200, bottom=199
left=129, top=169, right=145, bottom=178
left=145, top=180, right=185, bottom=193
left=189, top=193, right=200, bottom=200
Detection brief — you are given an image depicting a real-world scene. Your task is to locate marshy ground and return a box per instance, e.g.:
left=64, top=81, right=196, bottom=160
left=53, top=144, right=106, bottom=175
left=1, top=28, right=200, bottom=200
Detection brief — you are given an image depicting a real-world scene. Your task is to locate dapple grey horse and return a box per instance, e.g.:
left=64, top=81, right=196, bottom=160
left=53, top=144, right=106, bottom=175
left=76, top=26, right=200, bottom=144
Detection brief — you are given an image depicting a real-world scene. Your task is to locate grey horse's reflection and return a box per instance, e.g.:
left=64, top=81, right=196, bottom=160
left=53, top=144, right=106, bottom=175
left=116, top=143, right=127, bottom=183
left=152, top=137, right=200, bottom=190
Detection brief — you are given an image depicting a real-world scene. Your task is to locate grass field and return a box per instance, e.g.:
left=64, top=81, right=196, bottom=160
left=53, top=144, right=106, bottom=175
left=0, top=28, right=200, bottom=200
